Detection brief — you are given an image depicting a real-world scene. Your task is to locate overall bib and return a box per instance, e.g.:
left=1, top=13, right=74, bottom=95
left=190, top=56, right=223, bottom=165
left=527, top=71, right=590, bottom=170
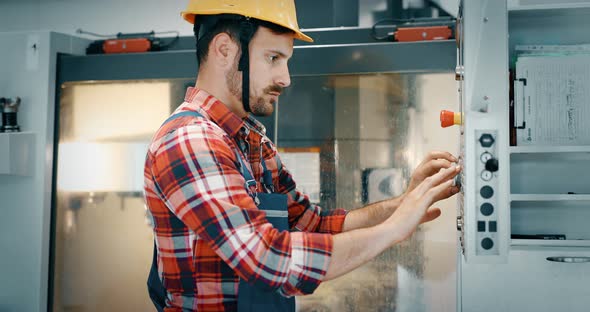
left=147, top=111, right=295, bottom=312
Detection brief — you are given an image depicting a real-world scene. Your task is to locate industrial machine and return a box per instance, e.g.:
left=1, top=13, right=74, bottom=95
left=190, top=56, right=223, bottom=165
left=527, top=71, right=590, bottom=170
left=448, top=0, right=590, bottom=311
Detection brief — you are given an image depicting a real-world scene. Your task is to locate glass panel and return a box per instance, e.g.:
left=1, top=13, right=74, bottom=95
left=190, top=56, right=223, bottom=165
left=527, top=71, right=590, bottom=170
left=278, top=73, right=459, bottom=312
left=52, top=73, right=458, bottom=312
left=53, top=79, right=179, bottom=312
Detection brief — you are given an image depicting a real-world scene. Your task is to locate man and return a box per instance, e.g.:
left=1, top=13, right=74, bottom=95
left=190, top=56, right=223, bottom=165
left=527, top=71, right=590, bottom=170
left=144, top=0, right=461, bottom=311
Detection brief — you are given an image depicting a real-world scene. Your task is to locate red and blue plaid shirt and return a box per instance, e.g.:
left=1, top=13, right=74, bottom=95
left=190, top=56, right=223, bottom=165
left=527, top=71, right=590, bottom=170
left=143, top=87, right=347, bottom=311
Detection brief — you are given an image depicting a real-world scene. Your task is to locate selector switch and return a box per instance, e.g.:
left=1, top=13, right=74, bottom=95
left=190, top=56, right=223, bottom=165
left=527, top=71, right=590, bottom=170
left=479, top=133, right=495, bottom=147
left=480, top=186, right=494, bottom=199
left=485, top=158, right=499, bottom=172
left=481, top=238, right=494, bottom=250
left=480, top=203, right=494, bottom=216
left=454, top=173, right=462, bottom=188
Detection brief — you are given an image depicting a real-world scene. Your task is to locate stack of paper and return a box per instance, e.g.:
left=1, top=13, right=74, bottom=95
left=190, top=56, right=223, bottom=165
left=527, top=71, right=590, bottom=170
left=515, top=52, right=590, bottom=145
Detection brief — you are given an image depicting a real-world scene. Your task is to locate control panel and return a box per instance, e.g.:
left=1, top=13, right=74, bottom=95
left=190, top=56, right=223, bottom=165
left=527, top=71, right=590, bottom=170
left=475, top=130, right=499, bottom=255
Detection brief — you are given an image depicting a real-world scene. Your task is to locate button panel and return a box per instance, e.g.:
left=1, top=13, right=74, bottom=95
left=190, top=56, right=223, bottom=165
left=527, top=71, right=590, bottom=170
left=476, top=130, right=499, bottom=256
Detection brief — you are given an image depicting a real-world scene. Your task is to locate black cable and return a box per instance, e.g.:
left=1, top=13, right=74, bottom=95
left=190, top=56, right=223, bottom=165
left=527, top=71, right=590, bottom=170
left=371, top=19, right=401, bottom=41
left=158, top=34, right=180, bottom=50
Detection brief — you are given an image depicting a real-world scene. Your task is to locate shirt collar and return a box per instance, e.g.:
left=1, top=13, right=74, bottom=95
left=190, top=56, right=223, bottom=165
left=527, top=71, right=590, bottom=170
left=183, top=87, right=267, bottom=138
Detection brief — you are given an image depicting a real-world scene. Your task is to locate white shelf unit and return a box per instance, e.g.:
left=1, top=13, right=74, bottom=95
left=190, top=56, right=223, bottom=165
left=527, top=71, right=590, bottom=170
left=0, top=132, right=35, bottom=176
left=507, top=0, right=590, bottom=247
left=511, top=194, right=590, bottom=201
left=510, top=148, right=590, bottom=246
left=511, top=198, right=590, bottom=243
left=511, top=239, right=590, bottom=247
left=510, top=151, right=590, bottom=195
left=508, top=0, right=590, bottom=11
left=510, top=146, right=590, bottom=154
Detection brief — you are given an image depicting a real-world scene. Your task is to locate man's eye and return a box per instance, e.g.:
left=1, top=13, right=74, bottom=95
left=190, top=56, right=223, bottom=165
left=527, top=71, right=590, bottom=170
left=269, top=55, right=278, bottom=63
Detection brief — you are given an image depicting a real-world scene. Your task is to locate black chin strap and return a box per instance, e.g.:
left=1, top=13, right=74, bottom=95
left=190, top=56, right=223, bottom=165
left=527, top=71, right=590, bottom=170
left=238, top=20, right=257, bottom=113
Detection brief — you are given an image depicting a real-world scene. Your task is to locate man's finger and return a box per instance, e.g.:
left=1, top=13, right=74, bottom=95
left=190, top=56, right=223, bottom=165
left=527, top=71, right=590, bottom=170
left=432, top=185, right=460, bottom=202
left=414, top=166, right=460, bottom=195
left=421, top=151, right=458, bottom=164
left=421, top=207, right=442, bottom=223
left=420, top=159, right=454, bottom=176
left=426, top=179, right=455, bottom=203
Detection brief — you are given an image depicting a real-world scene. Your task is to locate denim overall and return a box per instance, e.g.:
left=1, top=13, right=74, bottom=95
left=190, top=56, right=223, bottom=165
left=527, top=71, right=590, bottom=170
left=147, top=111, right=295, bottom=312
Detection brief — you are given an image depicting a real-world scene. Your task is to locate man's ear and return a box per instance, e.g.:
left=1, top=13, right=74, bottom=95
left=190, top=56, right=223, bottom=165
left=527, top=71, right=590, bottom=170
left=210, top=33, right=238, bottom=67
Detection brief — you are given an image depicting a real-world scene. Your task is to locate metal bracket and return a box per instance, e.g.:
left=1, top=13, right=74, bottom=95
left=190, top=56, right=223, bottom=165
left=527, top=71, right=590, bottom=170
left=514, top=78, right=527, bottom=129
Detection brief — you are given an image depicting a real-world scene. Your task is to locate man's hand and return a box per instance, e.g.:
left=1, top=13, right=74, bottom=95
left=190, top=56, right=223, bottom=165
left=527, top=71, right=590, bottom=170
left=326, top=165, right=460, bottom=281
left=407, top=151, right=458, bottom=196
left=341, top=151, right=460, bottom=232
left=405, top=151, right=460, bottom=224
left=386, top=165, right=461, bottom=242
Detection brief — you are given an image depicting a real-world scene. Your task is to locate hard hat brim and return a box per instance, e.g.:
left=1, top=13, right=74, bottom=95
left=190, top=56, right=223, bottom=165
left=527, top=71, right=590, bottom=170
left=181, top=12, right=314, bottom=43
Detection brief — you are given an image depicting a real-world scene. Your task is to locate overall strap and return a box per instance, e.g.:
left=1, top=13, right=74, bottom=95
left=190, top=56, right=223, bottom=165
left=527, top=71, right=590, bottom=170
left=260, top=159, right=274, bottom=193
left=162, top=110, right=259, bottom=198
left=160, top=110, right=204, bottom=126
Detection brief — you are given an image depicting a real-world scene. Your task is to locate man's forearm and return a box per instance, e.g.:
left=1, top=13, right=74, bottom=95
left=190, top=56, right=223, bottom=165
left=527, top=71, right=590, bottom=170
left=324, top=222, right=399, bottom=281
left=341, top=195, right=404, bottom=232
left=323, top=165, right=460, bottom=282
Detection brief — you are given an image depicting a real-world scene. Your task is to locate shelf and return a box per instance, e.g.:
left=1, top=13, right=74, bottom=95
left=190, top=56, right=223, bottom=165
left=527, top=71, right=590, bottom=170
left=511, top=239, right=590, bottom=248
left=510, top=146, right=590, bottom=154
left=508, top=0, right=590, bottom=12
left=0, top=132, right=35, bottom=176
left=511, top=194, right=590, bottom=202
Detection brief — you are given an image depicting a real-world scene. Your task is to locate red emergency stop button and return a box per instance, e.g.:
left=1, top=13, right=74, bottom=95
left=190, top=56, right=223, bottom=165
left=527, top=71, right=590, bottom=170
left=440, top=110, right=462, bottom=128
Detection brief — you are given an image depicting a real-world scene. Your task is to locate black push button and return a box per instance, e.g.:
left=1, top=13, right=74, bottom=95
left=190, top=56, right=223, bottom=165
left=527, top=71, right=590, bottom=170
left=479, top=133, right=495, bottom=147
left=489, top=221, right=497, bottom=232
left=480, top=186, right=494, bottom=199
left=478, top=221, right=486, bottom=232
left=481, top=238, right=494, bottom=250
left=485, top=158, right=499, bottom=172
left=480, top=203, right=494, bottom=216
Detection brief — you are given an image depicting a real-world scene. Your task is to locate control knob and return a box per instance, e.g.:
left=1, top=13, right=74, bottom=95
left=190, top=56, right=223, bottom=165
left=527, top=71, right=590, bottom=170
left=485, top=158, right=499, bottom=172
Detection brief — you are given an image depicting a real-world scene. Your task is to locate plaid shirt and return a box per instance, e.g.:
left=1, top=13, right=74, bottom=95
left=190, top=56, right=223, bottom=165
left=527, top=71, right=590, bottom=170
left=144, top=87, right=347, bottom=311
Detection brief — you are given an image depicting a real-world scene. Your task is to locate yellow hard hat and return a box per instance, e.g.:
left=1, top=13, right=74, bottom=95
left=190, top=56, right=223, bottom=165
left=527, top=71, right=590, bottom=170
left=181, top=0, right=313, bottom=42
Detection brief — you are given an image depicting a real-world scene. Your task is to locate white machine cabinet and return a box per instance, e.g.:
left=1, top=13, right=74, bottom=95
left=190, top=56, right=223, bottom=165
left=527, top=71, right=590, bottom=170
left=457, top=0, right=590, bottom=311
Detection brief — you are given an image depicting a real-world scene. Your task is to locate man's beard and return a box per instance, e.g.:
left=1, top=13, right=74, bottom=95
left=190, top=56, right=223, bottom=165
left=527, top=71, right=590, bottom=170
left=226, top=64, right=282, bottom=117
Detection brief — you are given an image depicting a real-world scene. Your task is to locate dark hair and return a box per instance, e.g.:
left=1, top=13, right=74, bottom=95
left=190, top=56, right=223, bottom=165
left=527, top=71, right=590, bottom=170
left=194, top=16, right=294, bottom=65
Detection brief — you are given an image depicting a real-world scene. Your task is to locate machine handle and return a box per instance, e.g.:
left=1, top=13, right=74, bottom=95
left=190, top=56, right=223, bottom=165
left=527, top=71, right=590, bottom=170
left=546, top=256, right=590, bottom=263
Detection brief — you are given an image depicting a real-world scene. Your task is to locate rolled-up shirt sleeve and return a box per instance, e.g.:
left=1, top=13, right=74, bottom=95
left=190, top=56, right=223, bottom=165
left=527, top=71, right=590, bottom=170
left=149, top=121, right=332, bottom=296
left=274, top=154, right=348, bottom=235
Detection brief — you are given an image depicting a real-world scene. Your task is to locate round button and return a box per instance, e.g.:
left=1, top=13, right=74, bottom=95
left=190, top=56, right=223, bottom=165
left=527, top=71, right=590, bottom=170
left=480, top=152, right=493, bottom=163
left=480, top=203, right=494, bottom=216
left=481, top=238, right=494, bottom=250
left=481, top=170, right=492, bottom=181
left=480, top=186, right=494, bottom=199
left=485, top=158, right=499, bottom=172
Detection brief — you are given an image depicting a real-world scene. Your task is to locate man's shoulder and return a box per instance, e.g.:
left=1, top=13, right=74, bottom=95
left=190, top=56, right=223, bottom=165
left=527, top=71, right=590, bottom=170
left=149, top=114, right=232, bottom=155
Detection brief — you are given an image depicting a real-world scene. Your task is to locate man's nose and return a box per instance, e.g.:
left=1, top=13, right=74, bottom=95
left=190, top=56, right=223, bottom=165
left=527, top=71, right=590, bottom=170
left=275, top=64, right=291, bottom=88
